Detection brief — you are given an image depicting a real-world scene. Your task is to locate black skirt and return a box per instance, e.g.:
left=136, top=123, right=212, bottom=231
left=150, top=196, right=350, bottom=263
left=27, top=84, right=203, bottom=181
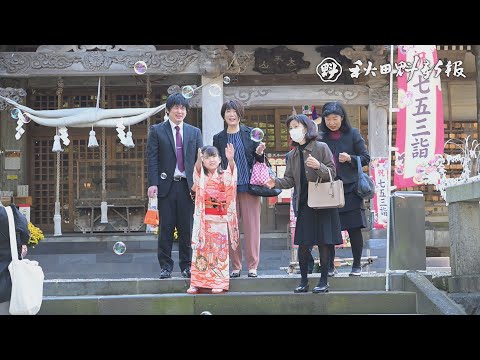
left=294, top=203, right=343, bottom=246
left=339, top=183, right=367, bottom=230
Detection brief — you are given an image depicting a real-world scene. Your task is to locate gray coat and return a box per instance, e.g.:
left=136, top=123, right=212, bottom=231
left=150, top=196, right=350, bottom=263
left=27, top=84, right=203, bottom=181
left=275, top=140, right=336, bottom=213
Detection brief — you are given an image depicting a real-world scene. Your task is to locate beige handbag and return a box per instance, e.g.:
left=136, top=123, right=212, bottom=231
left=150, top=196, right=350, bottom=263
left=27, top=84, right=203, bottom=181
left=307, top=167, right=345, bottom=209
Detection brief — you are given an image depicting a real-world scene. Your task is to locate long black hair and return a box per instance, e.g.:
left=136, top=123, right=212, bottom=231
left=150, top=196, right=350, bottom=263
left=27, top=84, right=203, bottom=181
left=319, top=102, right=352, bottom=133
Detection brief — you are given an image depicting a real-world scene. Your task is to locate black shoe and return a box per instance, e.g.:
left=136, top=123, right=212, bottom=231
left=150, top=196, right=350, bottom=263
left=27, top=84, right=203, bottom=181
left=312, top=283, right=329, bottom=293
left=328, top=268, right=338, bottom=277
left=294, top=283, right=310, bottom=293
left=349, top=267, right=362, bottom=276
left=230, top=271, right=241, bottom=278
left=181, top=268, right=191, bottom=278
left=159, top=269, right=172, bottom=279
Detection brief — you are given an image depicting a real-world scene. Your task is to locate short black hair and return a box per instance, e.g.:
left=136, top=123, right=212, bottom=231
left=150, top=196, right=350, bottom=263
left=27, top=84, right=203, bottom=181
left=285, top=114, right=319, bottom=146
left=319, top=101, right=352, bottom=133
left=221, top=99, right=244, bottom=120
left=166, top=92, right=190, bottom=112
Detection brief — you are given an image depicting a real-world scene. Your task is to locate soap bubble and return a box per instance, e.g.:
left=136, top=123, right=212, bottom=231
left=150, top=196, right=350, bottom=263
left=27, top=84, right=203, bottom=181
left=250, top=127, right=264, bottom=142
left=181, top=85, right=195, bottom=99
left=113, top=241, right=126, bottom=255
left=11, top=108, right=20, bottom=120
left=134, top=61, right=147, bottom=75
left=208, top=84, right=222, bottom=97
left=223, top=76, right=231, bottom=84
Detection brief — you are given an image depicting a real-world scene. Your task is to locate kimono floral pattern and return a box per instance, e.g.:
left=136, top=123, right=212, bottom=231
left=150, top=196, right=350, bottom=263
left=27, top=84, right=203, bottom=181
left=190, top=165, right=238, bottom=291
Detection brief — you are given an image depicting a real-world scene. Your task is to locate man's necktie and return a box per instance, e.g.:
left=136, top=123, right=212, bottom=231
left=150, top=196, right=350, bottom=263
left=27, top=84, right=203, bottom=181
left=175, top=126, right=185, bottom=172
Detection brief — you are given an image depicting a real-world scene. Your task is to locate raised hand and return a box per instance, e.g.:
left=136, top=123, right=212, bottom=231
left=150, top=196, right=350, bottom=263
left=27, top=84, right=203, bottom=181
left=305, top=154, right=320, bottom=170
left=195, top=147, right=203, bottom=172
left=339, top=152, right=351, bottom=163
left=256, top=141, right=266, bottom=155
left=196, top=147, right=203, bottom=164
left=225, top=143, right=235, bottom=162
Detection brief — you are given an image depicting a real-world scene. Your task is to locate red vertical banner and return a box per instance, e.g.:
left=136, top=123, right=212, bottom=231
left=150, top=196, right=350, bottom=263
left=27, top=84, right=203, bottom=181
left=289, top=189, right=297, bottom=249
left=394, top=45, right=444, bottom=188
left=371, top=157, right=389, bottom=229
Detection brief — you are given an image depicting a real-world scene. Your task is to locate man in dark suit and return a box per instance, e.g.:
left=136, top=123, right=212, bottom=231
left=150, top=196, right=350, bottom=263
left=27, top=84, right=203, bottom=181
left=147, top=93, right=203, bottom=279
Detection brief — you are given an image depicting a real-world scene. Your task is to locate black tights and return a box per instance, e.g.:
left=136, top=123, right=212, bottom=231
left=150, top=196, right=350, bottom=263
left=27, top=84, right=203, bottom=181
left=329, top=227, right=363, bottom=269
left=298, top=244, right=332, bottom=287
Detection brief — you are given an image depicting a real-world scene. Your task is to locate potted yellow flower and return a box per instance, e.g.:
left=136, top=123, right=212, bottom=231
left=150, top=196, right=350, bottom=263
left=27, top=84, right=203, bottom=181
left=28, top=222, right=45, bottom=248
left=154, top=227, right=179, bottom=241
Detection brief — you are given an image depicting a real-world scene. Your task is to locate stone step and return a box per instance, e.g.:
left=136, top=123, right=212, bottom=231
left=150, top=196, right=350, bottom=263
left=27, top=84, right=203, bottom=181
left=39, top=290, right=417, bottom=315
left=29, top=247, right=387, bottom=280
left=38, top=232, right=290, bottom=250
left=426, top=257, right=450, bottom=267
left=43, top=274, right=388, bottom=296
left=29, top=249, right=293, bottom=279
left=27, top=232, right=390, bottom=280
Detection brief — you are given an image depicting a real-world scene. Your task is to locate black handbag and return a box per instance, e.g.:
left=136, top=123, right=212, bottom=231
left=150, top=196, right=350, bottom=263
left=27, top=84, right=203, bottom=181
left=356, top=156, right=375, bottom=200
left=247, top=157, right=281, bottom=197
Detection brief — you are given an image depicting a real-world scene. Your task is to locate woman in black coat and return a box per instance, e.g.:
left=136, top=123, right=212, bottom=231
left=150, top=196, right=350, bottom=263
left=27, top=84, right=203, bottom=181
left=0, top=202, right=29, bottom=315
left=319, top=102, right=370, bottom=277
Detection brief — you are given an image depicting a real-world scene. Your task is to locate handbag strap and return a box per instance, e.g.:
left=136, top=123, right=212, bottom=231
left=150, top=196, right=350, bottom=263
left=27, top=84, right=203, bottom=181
left=316, top=167, right=334, bottom=184
left=5, top=206, right=20, bottom=262
left=254, top=155, right=271, bottom=167
left=356, top=156, right=363, bottom=177
left=264, top=156, right=272, bottom=167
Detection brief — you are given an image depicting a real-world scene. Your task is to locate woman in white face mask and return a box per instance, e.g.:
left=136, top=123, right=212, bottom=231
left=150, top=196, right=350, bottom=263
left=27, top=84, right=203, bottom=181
left=265, top=114, right=343, bottom=293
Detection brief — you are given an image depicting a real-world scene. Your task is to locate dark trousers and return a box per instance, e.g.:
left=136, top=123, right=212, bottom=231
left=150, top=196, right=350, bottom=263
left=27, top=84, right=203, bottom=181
left=157, top=179, right=194, bottom=272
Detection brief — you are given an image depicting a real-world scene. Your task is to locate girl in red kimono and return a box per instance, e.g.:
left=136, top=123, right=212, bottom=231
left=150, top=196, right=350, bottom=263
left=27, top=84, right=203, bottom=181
left=187, top=144, right=238, bottom=294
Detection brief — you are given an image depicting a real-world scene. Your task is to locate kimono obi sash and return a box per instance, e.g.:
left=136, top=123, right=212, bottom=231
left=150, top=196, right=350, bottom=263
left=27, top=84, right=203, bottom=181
left=205, top=198, right=227, bottom=215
